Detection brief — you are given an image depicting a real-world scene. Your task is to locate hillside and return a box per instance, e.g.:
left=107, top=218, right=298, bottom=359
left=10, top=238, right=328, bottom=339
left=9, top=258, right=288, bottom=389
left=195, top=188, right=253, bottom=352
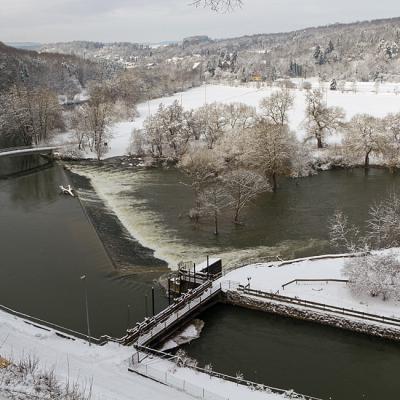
left=40, top=17, right=400, bottom=82
left=0, top=42, right=104, bottom=96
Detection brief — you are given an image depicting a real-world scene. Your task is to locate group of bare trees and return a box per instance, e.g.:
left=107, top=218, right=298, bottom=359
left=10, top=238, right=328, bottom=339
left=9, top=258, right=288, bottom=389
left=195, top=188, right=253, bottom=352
left=0, top=85, right=63, bottom=147
left=131, top=88, right=313, bottom=234
left=303, top=88, right=400, bottom=170
left=329, top=193, right=400, bottom=301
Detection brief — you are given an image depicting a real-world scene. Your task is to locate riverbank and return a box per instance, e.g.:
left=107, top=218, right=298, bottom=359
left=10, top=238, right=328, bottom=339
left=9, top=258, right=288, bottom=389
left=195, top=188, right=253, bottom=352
left=220, top=251, right=400, bottom=341
left=0, top=309, right=193, bottom=400
left=0, top=308, right=301, bottom=400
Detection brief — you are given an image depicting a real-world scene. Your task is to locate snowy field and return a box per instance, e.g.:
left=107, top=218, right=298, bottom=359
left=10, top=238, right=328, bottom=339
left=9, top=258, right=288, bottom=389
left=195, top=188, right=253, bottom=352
left=223, top=251, right=400, bottom=320
left=60, top=80, right=400, bottom=159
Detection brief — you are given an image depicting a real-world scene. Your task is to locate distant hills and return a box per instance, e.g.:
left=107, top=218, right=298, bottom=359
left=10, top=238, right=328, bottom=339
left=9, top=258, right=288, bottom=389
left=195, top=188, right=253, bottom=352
left=5, top=42, right=42, bottom=50
left=38, top=17, right=400, bottom=82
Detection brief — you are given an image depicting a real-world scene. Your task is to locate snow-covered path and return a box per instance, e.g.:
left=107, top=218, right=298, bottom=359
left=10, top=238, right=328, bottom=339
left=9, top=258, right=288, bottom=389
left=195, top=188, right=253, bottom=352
left=0, top=309, right=194, bottom=400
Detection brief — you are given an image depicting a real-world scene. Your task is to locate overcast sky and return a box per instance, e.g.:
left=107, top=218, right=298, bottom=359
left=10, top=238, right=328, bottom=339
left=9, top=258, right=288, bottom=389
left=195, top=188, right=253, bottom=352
left=1, top=0, right=399, bottom=44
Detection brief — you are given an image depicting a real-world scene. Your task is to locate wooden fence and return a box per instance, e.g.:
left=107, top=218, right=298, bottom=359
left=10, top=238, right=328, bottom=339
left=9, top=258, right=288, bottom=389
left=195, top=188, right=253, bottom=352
left=281, top=278, right=349, bottom=290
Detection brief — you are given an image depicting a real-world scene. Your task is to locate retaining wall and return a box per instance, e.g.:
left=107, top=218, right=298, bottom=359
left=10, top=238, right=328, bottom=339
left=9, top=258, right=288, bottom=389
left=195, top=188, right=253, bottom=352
left=223, top=291, right=400, bottom=342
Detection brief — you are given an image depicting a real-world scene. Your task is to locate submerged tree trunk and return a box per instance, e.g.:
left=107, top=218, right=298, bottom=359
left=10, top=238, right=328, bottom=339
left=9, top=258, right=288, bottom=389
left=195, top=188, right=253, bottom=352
left=214, top=210, right=219, bottom=235
left=316, top=135, right=323, bottom=149
left=271, top=172, right=278, bottom=192
left=364, top=150, right=371, bottom=169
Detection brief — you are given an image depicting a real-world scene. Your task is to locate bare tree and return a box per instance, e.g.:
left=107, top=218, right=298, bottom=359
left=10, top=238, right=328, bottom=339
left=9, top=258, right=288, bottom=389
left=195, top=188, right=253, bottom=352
left=199, top=184, right=231, bottom=235
left=382, top=113, right=400, bottom=171
left=222, top=169, right=271, bottom=223
left=179, top=147, right=222, bottom=221
left=222, top=102, right=256, bottom=129
left=192, top=0, right=243, bottom=11
left=329, top=210, right=364, bottom=252
left=368, top=193, right=400, bottom=249
left=194, top=103, right=227, bottom=149
left=343, top=114, right=385, bottom=169
left=0, top=85, right=62, bottom=146
left=304, top=89, right=345, bottom=148
left=260, top=88, right=294, bottom=126
left=73, top=84, right=116, bottom=161
left=242, top=120, right=295, bottom=191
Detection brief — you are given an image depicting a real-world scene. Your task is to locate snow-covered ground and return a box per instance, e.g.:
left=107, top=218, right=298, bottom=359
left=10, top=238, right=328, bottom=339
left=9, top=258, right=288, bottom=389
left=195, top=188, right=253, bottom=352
left=223, top=252, right=400, bottom=320
left=132, top=351, right=297, bottom=400
left=57, top=80, right=400, bottom=159
left=0, top=308, right=293, bottom=400
left=0, top=309, right=194, bottom=400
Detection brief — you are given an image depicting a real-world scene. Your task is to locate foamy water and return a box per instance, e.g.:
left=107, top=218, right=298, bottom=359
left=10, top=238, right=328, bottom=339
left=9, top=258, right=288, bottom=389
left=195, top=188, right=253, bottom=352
left=70, top=164, right=327, bottom=269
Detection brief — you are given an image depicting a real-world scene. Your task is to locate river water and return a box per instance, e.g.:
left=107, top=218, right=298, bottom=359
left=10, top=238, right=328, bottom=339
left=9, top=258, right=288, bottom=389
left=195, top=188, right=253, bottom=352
left=1, top=159, right=400, bottom=399
left=0, top=158, right=168, bottom=338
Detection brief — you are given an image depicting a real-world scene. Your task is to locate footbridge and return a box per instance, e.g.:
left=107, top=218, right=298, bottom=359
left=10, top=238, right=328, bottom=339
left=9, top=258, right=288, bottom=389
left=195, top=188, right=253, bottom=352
left=120, top=280, right=224, bottom=347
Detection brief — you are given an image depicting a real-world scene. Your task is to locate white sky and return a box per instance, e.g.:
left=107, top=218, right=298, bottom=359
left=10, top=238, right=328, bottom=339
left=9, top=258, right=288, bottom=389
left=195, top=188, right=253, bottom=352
left=0, top=0, right=399, bottom=44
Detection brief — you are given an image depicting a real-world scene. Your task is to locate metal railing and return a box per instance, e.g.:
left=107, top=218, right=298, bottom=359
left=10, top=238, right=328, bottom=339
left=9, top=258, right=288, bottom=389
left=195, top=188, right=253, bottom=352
left=237, top=286, right=400, bottom=328
left=122, top=280, right=221, bottom=345
left=0, top=303, right=108, bottom=345
left=282, top=279, right=349, bottom=290
left=131, top=345, right=322, bottom=400
left=0, top=145, right=60, bottom=156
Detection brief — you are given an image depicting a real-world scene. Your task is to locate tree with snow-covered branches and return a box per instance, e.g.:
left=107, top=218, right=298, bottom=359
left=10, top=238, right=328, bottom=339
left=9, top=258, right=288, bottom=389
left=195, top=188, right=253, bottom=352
left=241, top=120, right=296, bottom=191
left=329, top=210, right=365, bottom=252
left=194, top=103, right=227, bottom=149
left=343, top=114, right=385, bottom=169
left=221, top=102, right=256, bottom=130
left=382, top=113, right=400, bottom=171
left=72, top=84, right=116, bottom=161
left=259, top=88, right=294, bottom=126
left=304, top=89, right=345, bottom=148
left=179, top=147, right=223, bottom=221
left=222, top=169, right=271, bottom=224
left=0, top=85, right=62, bottom=146
left=343, top=252, right=400, bottom=301
left=192, top=0, right=243, bottom=11
left=199, top=183, right=231, bottom=235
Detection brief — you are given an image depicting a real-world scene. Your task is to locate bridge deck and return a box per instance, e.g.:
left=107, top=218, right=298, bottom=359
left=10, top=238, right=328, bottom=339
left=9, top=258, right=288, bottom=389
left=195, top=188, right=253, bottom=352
left=121, top=281, right=226, bottom=347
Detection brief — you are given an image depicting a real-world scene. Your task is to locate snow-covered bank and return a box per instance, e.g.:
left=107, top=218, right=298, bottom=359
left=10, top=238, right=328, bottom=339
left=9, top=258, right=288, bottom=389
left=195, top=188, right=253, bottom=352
left=131, top=350, right=307, bottom=400
left=56, top=81, right=400, bottom=159
left=0, top=309, right=194, bottom=400
left=221, top=251, right=400, bottom=336
left=0, top=309, right=299, bottom=400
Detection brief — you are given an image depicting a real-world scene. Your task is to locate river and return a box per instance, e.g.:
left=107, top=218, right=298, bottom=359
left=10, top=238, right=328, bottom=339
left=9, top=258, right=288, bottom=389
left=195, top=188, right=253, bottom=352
left=1, top=159, right=400, bottom=399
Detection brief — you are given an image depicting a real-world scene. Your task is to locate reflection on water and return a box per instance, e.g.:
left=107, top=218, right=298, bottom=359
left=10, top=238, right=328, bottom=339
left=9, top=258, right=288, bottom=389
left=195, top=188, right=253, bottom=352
left=0, top=155, right=48, bottom=178
left=70, top=164, right=400, bottom=268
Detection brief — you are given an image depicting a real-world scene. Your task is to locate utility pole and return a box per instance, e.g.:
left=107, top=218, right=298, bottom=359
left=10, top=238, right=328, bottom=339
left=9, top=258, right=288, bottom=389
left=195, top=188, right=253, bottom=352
left=144, top=294, right=148, bottom=318
left=80, top=275, right=91, bottom=346
left=127, top=304, right=131, bottom=330
left=151, top=287, right=155, bottom=317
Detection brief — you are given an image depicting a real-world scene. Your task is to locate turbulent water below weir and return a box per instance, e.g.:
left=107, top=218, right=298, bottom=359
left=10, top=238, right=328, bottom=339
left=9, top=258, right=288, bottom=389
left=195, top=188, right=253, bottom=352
left=69, top=163, right=400, bottom=269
